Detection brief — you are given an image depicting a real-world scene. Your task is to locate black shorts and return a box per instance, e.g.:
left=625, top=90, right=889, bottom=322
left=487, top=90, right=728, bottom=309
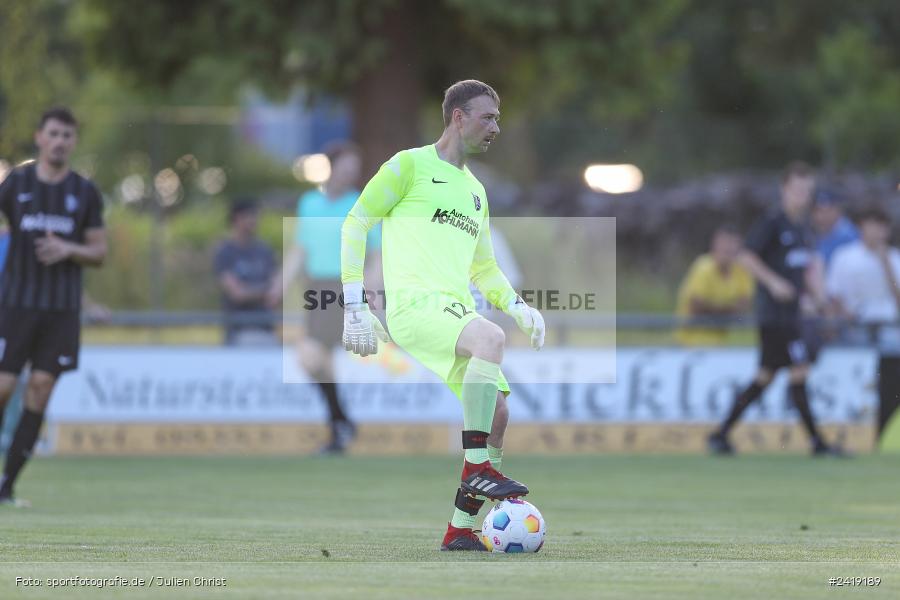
left=0, top=308, right=81, bottom=376
left=877, top=355, right=900, bottom=438
left=305, top=279, right=344, bottom=347
left=758, top=324, right=809, bottom=370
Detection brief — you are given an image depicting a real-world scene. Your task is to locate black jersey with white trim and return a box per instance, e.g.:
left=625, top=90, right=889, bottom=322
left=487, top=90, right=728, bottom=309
left=744, top=209, right=813, bottom=326
left=0, top=163, right=104, bottom=311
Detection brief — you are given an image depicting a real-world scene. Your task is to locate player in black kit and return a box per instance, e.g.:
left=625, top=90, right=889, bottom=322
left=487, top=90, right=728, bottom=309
left=708, top=162, right=841, bottom=456
left=0, top=107, right=107, bottom=506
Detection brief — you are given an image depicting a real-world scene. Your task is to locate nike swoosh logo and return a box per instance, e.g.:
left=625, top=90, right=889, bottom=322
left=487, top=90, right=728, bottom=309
left=432, top=178, right=447, bottom=184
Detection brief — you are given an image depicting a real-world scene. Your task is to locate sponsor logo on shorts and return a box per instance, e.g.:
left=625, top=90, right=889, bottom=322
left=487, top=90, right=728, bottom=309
left=58, top=355, right=74, bottom=366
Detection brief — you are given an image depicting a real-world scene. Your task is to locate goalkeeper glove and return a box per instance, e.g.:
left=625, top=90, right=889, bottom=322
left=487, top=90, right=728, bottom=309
left=507, top=296, right=545, bottom=350
left=342, top=283, right=390, bottom=356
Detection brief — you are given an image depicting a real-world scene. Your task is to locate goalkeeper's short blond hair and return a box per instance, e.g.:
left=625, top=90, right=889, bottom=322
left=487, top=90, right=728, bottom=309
left=442, top=80, right=500, bottom=127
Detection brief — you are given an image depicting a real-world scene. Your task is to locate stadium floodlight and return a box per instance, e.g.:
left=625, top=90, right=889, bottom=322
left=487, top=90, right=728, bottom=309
left=292, top=153, right=331, bottom=184
left=583, top=163, right=643, bottom=194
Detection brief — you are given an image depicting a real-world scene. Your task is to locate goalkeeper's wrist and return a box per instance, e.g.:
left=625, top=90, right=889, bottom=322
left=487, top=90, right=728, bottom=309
left=343, top=282, right=366, bottom=306
left=503, top=295, right=525, bottom=315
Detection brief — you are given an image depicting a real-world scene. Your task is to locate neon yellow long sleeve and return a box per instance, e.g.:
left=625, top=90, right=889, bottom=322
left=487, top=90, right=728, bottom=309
left=470, top=209, right=518, bottom=311
left=340, top=151, right=411, bottom=285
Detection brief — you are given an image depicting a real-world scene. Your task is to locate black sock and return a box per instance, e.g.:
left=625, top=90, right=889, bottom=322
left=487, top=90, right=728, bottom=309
left=1, top=409, right=44, bottom=496
left=719, top=381, right=765, bottom=436
left=316, top=381, right=348, bottom=425
left=789, top=382, right=823, bottom=444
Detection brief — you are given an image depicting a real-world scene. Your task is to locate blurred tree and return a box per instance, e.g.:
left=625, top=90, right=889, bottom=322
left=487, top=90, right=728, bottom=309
left=731, top=0, right=900, bottom=171
left=808, top=26, right=900, bottom=170
left=75, top=0, right=688, bottom=176
left=0, top=0, right=81, bottom=159
left=646, top=0, right=900, bottom=177
left=8, top=0, right=898, bottom=188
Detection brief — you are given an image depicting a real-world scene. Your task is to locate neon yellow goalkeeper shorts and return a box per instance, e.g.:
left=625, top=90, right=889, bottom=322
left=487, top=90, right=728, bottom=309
left=387, top=291, right=510, bottom=400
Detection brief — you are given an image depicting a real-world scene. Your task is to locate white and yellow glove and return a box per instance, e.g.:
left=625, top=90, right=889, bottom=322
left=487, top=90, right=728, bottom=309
left=506, top=296, right=545, bottom=350
left=342, top=283, right=390, bottom=356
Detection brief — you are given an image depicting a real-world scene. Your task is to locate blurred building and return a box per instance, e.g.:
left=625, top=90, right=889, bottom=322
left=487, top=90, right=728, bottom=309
left=240, top=89, right=352, bottom=162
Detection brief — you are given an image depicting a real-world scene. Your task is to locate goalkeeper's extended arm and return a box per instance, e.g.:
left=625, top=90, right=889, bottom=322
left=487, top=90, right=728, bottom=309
left=470, top=218, right=545, bottom=350
left=340, top=152, right=411, bottom=355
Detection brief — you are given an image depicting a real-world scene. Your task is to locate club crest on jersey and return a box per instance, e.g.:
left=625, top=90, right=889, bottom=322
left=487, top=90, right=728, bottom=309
left=472, top=193, right=482, bottom=211
left=65, top=194, right=79, bottom=213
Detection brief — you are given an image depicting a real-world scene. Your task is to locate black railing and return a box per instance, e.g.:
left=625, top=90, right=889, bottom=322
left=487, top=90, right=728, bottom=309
left=85, top=310, right=899, bottom=339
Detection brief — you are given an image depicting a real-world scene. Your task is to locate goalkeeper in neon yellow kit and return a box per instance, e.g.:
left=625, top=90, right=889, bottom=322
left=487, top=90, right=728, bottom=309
left=341, top=80, right=545, bottom=551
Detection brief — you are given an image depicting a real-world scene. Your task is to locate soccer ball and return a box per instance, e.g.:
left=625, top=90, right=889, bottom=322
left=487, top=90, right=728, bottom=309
left=481, top=498, right=545, bottom=553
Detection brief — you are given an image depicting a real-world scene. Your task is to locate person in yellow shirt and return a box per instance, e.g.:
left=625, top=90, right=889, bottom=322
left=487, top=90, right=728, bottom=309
left=676, top=225, right=753, bottom=345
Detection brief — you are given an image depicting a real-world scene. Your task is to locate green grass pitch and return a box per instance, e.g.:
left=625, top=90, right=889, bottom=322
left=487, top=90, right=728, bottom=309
left=1, top=454, right=898, bottom=599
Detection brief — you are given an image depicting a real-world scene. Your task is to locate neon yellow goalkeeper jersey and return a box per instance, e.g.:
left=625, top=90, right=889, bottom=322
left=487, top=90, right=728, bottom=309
left=341, top=144, right=516, bottom=312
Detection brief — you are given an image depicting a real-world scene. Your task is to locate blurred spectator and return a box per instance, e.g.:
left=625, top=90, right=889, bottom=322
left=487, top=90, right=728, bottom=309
left=800, top=188, right=857, bottom=364
left=675, top=225, right=753, bottom=345
left=811, top=188, right=858, bottom=267
left=213, top=199, right=277, bottom=346
left=826, top=206, right=900, bottom=447
left=268, top=142, right=381, bottom=454
left=0, top=225, right=7, bottom=269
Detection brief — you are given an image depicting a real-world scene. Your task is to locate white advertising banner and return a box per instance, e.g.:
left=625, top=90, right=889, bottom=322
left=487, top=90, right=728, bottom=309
left=47, top=346, right=878, bottom=424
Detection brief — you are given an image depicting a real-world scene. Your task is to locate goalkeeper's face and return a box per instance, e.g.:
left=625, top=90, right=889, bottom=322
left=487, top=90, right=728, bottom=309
left=460, top=95, right=500, bottom=154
